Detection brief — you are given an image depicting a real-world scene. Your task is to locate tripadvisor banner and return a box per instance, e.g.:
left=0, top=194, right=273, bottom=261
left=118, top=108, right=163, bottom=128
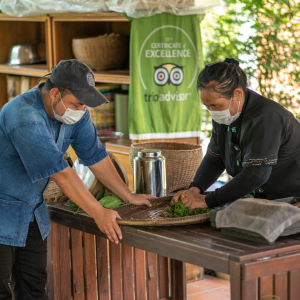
left=129, top=13, right=204, bottom=140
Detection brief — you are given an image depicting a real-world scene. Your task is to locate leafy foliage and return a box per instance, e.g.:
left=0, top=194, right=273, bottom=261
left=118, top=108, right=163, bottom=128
left=160, top=200, right=211, bottom=218
left=68, top=189, right=124, bottom=214
left=201, top=0, right=300, bottom=121
left=99, top=194, right=125, bottom=209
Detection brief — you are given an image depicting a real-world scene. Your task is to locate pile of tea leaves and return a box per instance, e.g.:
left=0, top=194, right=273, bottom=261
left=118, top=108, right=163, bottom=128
left=160, top=200, right=211, bottom=218
left=68, top=188, right=125, bottom=214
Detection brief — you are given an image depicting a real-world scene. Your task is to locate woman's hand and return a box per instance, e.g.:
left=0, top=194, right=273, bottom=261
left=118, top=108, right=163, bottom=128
left=171, top=190, right=208, bottom=210
left=127, top=193, right=156, bottom=207
left=171, top=188, right=200, bottom=203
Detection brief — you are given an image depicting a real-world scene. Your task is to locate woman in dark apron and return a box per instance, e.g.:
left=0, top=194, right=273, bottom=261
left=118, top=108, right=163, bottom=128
left=172, top=58, right=300, bottom=209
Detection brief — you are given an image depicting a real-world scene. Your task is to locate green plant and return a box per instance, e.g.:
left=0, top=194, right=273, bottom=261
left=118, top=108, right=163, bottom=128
left=201, top=0, right=300, bottom=120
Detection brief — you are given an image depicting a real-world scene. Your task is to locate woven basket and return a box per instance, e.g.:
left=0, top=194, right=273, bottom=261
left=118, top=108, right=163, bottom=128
left=72, top=35, right=128, bottom=71
left=43, top=152, right=129, bottom=203
left=130, top=142, right=202, bottom=194
left=44, top=152, right=71, bottom=203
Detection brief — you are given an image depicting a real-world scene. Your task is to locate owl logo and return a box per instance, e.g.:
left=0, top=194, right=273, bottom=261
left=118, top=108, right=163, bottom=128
left=154, top=63, right=183, bottom=86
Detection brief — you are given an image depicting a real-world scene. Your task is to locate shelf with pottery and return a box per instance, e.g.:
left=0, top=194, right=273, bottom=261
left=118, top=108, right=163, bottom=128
left=0, top=14, right=52, bottom=72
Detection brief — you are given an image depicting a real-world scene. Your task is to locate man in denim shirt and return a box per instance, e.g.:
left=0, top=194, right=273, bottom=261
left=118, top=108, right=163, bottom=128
left=0, top=60, right=153, bottom=300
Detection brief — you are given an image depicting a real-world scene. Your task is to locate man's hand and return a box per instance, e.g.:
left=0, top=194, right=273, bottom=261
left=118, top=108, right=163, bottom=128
left=51, top=167, right=124, bottom=244
left=171, top=190, right=208, bottom=210
left=93, top=207, right=122, bottom=244
left=127, top=193, right=156, bottom=207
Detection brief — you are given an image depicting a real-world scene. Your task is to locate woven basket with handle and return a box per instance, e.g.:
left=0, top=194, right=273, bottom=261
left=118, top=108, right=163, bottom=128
left=72, top=34, right=128, bottom=71
left=130, top=142, right=202, bottom=194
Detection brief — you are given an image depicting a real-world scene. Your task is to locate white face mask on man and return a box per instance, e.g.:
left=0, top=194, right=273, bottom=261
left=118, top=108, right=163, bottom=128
left=52, top=92, right=86, bottom=125
left=208, top=97, right=240, bottom=125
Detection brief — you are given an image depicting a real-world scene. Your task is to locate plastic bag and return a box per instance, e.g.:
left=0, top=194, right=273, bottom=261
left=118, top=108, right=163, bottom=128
left=106, top=0, right=221, bottom=18
left=0, top=0, right=108, bottom=17
left=72, top=159, right=97, bottom=192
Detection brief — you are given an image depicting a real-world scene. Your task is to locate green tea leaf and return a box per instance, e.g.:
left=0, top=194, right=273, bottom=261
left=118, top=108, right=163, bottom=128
left=96, top=189, right=105, bottom=200
left=67, top=200, right=85, bottom=214
left=99, top=194, right=125, bottom=209
left=165, top=201, right=211, bottom=218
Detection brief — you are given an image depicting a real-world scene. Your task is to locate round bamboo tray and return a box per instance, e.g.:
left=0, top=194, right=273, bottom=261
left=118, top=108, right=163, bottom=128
left=113, top=196, right=210, bottom=226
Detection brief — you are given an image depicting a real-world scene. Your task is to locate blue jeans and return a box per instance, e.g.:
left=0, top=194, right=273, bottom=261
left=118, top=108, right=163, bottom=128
left=0, top=220, right=47, bottom=300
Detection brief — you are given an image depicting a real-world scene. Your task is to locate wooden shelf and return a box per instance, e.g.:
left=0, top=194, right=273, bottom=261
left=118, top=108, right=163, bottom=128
left=106, top=138, right=132, bottom=153
left=0, top=14, right=49, bottom=22
left=51, top=13, right=131, bottom=73
left=94, top=70, right=130, bottom=84
left=0, top=64, right=49, bottom=77
left=50, top=13, right=129, bottom=22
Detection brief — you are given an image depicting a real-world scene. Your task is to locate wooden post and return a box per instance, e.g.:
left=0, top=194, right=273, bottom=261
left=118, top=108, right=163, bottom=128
left=70, top=229, right=85, bottom=300
left=158, top=255, right=170, bottom=299
left=134, top=248, right=147, bottom=300
left=83, top=233, right=97, bottom=300
left=96, top=236, right=109, bottom=300
left=170, top=259, right=186, bottom=300
left=46, top=226, right=54, bottom=300
left=146, top=252, right=158, bottom=300
left=51, top=223, right=72, bottom=300
left=122, top=244, right=134, bottom=300
left=110, top=242, right=122, bottom=300
left=229, top=260, right=242, bottom=300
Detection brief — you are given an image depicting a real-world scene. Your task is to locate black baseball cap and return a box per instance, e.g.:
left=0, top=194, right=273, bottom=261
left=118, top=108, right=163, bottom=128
left=40, top=59, right=109, bottom=107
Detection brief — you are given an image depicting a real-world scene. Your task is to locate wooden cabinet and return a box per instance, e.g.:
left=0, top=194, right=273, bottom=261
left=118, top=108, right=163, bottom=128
left=0, top=12, right=130, bottom=107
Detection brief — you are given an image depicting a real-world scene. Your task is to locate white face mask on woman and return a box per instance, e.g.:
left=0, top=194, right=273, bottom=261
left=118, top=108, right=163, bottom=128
left=52, top=92, right=86, bottom=125
left=208, top=97, right=240, bottom=125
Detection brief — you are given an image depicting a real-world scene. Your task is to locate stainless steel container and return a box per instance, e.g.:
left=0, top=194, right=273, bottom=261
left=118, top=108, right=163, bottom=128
left=134, top=149, right=166, bottom=197
left=8, top=43, right=46, bottom=65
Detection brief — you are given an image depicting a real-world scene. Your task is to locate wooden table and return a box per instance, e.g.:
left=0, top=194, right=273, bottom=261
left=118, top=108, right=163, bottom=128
left=47, top=202, right=300, bottom=300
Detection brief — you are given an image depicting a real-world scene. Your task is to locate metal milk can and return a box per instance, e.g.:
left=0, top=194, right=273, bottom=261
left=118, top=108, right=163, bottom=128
left=134, top=149, right=167, bottom=197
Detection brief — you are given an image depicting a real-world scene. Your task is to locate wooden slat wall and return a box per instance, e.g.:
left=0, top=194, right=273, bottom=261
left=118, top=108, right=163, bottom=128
left=47, top=223, right=173, bottom=300
left=237, top=257, right=300, bottom=300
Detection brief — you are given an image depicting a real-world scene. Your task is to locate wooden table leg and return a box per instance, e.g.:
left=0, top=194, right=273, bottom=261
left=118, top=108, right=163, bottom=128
left=229, top=260, right=242, bottom=300
left=170, top=259, right=186, bottom=300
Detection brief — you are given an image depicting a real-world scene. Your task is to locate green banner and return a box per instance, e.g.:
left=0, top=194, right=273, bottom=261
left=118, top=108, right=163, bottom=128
left=129, top=13, right=204, bottom=140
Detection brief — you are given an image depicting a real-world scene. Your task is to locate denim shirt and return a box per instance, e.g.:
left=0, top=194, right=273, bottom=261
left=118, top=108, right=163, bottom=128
left=0, top=85, right=107, bottom=246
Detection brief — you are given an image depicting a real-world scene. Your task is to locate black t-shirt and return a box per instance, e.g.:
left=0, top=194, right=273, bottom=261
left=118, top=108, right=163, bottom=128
left=194, top=89, right=300, bottom=204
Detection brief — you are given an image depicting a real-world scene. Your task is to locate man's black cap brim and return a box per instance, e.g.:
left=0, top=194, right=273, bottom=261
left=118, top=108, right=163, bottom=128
left=70, top=87, right=109, bottom=107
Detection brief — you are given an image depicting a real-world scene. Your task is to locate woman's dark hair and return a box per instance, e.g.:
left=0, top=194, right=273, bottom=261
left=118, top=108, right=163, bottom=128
left=43, top=79, right=71, bottom=98
left=197, top=58, right=248, bottom=99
